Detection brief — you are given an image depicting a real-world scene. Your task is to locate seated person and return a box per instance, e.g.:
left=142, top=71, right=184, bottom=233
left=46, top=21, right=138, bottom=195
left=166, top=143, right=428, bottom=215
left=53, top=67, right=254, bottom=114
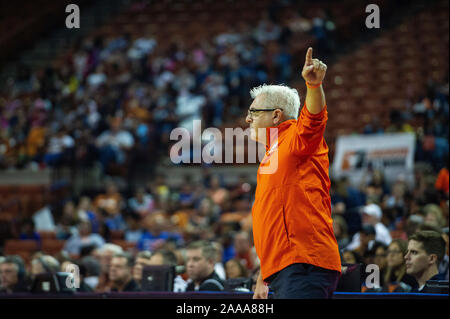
left=95, top=244, right=123, bottom=292
left=185, top=241, right=225, bottom=291
left=109, top=253, right=140, bottom=292
left=132, top=250, right=152, bottom=288
left=64, top=220, right=105, bottom=255
left=137, top=214, right=183, bottom=251
left=405, top=230, right=446, bottom=292
left=225, top=259, right=248, bottom=279
left=0, top=256, right=30, bottom=293
left=383, top=239, right=417, bottom=292
left=128, top=187, right=154, bottom=217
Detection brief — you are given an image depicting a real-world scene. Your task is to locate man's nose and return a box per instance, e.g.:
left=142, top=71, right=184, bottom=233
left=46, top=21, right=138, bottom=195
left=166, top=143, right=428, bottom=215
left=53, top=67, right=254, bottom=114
left=246, top=113, right=252, bottom=123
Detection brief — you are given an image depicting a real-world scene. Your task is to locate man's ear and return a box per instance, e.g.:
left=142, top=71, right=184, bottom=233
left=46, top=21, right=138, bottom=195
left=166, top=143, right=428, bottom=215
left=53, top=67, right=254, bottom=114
left=273, top=109, right=283, bottom=124
left=429, top=254, right=438, bottom=266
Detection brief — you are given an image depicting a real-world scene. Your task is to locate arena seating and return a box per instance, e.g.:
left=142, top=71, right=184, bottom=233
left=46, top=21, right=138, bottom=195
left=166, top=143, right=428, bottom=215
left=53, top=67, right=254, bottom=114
left=323, top=1, right=449, bottom=154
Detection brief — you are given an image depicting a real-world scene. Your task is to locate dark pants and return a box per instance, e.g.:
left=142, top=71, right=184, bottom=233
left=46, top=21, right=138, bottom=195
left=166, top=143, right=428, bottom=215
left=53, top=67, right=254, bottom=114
left=267, top=263, right=340, bottom=299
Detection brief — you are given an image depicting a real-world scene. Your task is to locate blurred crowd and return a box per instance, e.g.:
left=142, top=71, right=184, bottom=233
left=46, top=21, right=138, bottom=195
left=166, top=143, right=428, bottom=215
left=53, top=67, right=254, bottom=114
left=362, top=77, right=449, bottom=172
left=0, top=4, right=337, bottom=173
left=0, top=160, right=448, bottom=293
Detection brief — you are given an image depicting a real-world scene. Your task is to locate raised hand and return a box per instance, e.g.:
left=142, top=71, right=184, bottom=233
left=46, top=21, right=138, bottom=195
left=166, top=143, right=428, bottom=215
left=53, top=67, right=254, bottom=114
left=301, top=47, right=327, bottom=86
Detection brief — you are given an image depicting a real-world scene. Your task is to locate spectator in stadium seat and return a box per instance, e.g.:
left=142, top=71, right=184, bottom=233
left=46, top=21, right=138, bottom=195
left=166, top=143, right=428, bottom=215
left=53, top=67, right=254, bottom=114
left=350, top=225, right=376, bottom=260
left=383, top=179, right=408, bottom=217
left=93, top=181, right=124, bottom=216
left=342, top=249, right=364, bottom=265
left=347, top=204, right=392, bottom=252
left=369, top=242, right=388, bottom=280
left=405, top=230, right=447, bottom=292
left=363, top=170, right=390, bottom=202
left=77, top=196, right=100, bottom=234
left=137, top=213, right=183, bottom=251
left=64, top=220, right=105, bottom=255
left=435, top=162, right=449, bottom=200
left=208, top=175, right=230, bottom=211
left=225, top=259, right=248, bottom=279
left=148, top=249, right=188, bottom=292
left=128, top=187, right=155, bottom=217
left=109, top=253, right=140, bottom=292
left=185, top=241, right=225, bottom=291
left=56, top=200, right=80, bottom=240
left=132, top=250, right=152, bottom=287
left=148, top=174, right=171, bottom=208
left=335, top=176, right=366, bottom=210
left=31, top=255, right=60, bottom=278
left=43, top=128, right=74, bottom=167
left=95, top=243, right=123, bottom=292
left=96, top=117, right=134, bottom=173
left=124, top=211, right=143, bottom=243
left=0, top=256, right=30, bottom=293
left=418, top=225, right=449, bottom=281
left=383, top=239, right=417, bottom=292
left=423, top=204, right=446, bottom=229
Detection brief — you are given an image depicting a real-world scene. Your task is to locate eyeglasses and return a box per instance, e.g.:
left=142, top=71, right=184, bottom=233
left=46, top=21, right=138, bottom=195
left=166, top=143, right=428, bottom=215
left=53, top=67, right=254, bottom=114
left=247, top=108, right=283, bottom=118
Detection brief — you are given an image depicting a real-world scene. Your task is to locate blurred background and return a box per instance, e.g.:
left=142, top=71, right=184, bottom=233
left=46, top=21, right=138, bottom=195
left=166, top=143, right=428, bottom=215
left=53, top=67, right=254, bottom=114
left=0, top=0, right=448, bottom=294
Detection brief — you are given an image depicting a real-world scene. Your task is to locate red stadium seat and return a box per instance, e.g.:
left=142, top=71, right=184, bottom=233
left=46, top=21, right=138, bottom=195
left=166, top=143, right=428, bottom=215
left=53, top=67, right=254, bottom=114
left=38, top=231, right=57, bottom=239
left=4, top=239, right=39, bottom=255
left=41, top=239, right=65, bottom=255
left=110, top=230, right=125, bottom=240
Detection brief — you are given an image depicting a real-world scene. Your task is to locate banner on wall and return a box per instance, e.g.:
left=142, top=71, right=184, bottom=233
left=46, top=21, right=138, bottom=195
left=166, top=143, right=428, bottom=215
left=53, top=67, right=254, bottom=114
left=332, top=133, right=416, bottom=186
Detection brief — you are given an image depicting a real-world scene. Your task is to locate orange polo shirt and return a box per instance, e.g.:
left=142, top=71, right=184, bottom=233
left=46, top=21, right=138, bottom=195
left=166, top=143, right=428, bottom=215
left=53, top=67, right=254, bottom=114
left=252, top=103, right=341, bottom=281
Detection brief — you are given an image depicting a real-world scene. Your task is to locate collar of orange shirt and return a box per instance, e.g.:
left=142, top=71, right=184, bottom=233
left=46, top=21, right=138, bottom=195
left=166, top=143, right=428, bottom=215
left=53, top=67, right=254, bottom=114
left=265, top=119, right=296, bottom=152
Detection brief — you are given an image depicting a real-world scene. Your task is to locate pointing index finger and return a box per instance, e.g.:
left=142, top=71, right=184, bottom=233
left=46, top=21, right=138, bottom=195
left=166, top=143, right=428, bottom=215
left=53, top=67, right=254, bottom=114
left=305, top=47, right=313, bottom=64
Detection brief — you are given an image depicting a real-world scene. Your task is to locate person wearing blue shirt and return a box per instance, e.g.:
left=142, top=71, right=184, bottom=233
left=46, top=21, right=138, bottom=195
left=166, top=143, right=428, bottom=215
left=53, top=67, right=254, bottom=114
left=137, top=214, right=183, bottom=251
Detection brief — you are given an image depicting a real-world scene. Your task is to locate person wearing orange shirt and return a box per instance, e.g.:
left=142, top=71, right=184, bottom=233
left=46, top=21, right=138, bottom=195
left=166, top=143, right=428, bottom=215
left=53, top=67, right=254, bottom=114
left=435, top=164, right=449, bottom=196
left=250, top=48, right=341, bottom=299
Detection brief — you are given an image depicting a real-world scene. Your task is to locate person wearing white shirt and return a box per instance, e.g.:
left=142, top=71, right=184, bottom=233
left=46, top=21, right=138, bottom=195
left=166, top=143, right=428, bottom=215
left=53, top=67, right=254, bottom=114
left=96, top=117, right=134, bottom=172
left=346, top=204, right=392, bottom=251
left=44, top=130, right=75, bottom=167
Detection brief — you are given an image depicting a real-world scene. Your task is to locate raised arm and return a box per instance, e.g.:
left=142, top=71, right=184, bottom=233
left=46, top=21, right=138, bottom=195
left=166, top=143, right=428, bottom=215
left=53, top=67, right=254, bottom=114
left=301, top=47, right=327, bottom=114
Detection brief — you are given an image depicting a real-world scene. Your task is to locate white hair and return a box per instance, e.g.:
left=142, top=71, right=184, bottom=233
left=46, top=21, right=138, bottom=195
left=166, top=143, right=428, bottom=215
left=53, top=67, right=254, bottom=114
left=100, top=243, right=123, bottom=255
left=250, top=84, right=301, bottom=119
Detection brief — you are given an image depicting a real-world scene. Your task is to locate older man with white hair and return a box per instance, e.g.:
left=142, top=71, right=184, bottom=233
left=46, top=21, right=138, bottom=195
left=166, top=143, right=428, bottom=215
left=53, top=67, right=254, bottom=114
left=250, top=48, right=341, bottom=299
